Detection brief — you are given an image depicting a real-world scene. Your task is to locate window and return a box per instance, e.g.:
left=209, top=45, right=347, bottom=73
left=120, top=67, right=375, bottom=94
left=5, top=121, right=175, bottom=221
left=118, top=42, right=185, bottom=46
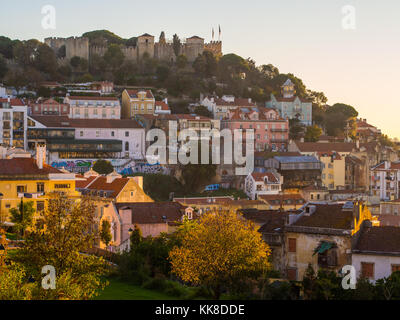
left=288, top=238, right=296, bottom=253
left=96, top=131, right=100, bottom=137
left=392, top=265, right=400, bottom=273
left=37, top=182, right=44, bottom=193
left=80, top=131, right=83, bottom=137
left=111, top=131, right=115, bottom=137
left=17, top=185, right=26, bottom=193
left=125, top=142, right=129, bottom=151
left=287, top=268, right=297, bottom=281
left=125, top=131, right=129, bottom=137
left=361, top=262, right=374, bottom=279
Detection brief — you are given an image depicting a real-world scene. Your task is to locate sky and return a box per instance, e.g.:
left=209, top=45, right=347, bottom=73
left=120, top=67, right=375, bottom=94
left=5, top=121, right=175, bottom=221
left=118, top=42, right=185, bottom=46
left=1, top=0, right=399, bottom=139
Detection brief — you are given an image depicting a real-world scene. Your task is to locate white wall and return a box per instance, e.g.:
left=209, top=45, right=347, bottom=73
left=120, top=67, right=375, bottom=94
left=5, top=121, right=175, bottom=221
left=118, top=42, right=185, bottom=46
left=353, top=253, right=400, bottom=282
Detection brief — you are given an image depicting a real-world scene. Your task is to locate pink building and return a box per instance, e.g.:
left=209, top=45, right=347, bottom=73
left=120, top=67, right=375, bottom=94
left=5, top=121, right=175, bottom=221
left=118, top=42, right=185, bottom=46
left=221, top=107, right=289, bottom=152
left=30, top=98, right=69, bottom=116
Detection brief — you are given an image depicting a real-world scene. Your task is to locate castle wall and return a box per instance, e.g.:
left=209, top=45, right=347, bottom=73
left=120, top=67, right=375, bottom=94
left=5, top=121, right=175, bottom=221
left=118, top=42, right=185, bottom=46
left=154, top=43, right=176, bottom=62
left=45, top=34, right=222, bottom=66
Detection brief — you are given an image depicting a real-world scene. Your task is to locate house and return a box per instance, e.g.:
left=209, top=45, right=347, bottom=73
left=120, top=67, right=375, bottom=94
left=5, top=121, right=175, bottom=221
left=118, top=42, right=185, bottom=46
left=370, top=161, right=400, bottom=200
left=121, top=89, right=155, bottom=118
left=352, top=221, right=400, bottom=282
left=241, top=209, right=290, bottom=273
left=263, top=155, right=322, bottom=189
left=244, top=171, right=283, bottom=200
left=288, top=141, right=356, bottom=158
left=64, top=96, right=121, bottom=119
left=258, top=193, right=306, bottom=211
left=0, top=144, right=80, bottom=221
left=284, top=201, right=373, bottom=281
left=380, top=199, right=400, bottom=216
left=356, top=118, right=381, bottom=143
left=0, top=98, right=28, bottom=150
left=345, top=155, right=368, bottom=191
left=265, top=79, right=312, bottom=126
left=115, top=202, right=194, bottom=250
left=221, top=107, right=289, bottom=152
left=30, top=98, right=69, bottom=116
left=300, top=185, right=329, bottom=202
left=76, top=170, right=153, bottom=204
left=318, top=151, right=345, bottom=190
left=154, top=100, right=171, bottom=115
left=27, top=116, right=146, bottom=171
left=200, top=95, right=258, bottom=120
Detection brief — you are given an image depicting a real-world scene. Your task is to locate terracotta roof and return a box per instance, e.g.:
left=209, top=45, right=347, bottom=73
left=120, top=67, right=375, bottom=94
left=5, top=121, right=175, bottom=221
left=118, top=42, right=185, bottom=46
left=372, top=162, right=400, bottom=171
left=174, top=196, right=234, bottom=206
left=259, top=193, right=305, bottom=204
left=295, top=142, right=356, bottom=153
left=83, top=176, right=129, bottom=198
left=254, top=151, right=301, bottom=159
left=30, top=116, right=143, bottom=129
left=293, top=204, right=353, bottom=230
left=0, top=98, right=25, bottom=106
left=75, top=176, right=97, bottom=189
left=0, top=158, right=62, bottom=176
left=187, top=36, right=204, bottom=40
left=214, top=98, right=257, bottom=107
left=155, top=101, right=170, bottom=110
left=138, top=114, right=211, bottom=121
left=126, top=89, right=154, bottom=99
left=354, top=225, right=400, bottom=254
left=116, top=202, right=187, bottom=224
left=66, top=96, right=119, bottom=101
left=317, top=151, right=342, bottom=160
left=251, top=172, right=279, bottom=183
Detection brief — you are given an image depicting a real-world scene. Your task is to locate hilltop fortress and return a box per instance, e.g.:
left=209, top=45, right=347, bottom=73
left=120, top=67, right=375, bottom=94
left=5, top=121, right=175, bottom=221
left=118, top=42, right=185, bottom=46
left=45, top=33, right=222, bottom=64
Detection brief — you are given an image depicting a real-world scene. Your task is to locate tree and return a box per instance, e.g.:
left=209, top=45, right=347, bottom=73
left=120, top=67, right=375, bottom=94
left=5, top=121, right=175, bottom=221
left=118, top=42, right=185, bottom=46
left=0, top=54, right=8, bottom=80
left=172, top=34, right=181, bottom=57
left=304, top=125, right=322, bottom=142
left=100, top=219, right=112, bottom=247
left=289, top=117, right=305, bottom=140
left=194, top=105, right=213, bottom=118
left=325, top=103, right=358, bottom=138
left=130, top=224, right=143, bottom=249
left=70, top=56, right=82, bottom=68
left=104, top=44, right=125, bottom=70
left=156, top=65, right=170, bottom=83
left=169, top=211, right=271, bottom=299
left=13, top=193, right=108, bottom=300
left=176, top=55, right=187, bottom=69
left=92, top=159, right=114, bottom=175
left=9, top=200, right=35, bottom=238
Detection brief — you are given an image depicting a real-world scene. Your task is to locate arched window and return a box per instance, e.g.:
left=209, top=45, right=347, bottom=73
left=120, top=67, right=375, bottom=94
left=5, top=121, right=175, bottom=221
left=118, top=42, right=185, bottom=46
left=125, top=142, right=129, bottom=151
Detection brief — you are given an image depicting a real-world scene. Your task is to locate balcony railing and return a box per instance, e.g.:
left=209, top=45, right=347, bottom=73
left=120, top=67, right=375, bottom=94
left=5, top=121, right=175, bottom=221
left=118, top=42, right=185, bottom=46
left=270, top=128, right=288, bottom=132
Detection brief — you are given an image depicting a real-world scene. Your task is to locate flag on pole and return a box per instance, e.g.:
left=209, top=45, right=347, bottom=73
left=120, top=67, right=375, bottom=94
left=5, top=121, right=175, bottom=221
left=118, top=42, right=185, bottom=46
left=212, top=28, right=215, bottom=40
left=219, top=25, right=221, bottom=39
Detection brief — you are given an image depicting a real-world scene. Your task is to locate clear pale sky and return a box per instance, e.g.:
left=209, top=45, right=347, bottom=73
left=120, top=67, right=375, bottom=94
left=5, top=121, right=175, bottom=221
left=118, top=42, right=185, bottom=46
left=1, top=0, right=399, bottom=139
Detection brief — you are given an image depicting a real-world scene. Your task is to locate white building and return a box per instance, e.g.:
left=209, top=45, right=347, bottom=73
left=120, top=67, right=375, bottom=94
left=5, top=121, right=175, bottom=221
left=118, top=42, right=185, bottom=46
left=244, top=171, right=283, bottom=200
left=27, top=116, right=145, bottom=172
left=0, top=84, right=7, bottom=98
left=200, top=95, right=257, bottom=120
left=370, top=161, right=400, bottom=200
left=352, top=221, right=400, bottom=283
left=0, top=98, right=28, bottom=150
left=65, top=96, right=121, bottom=120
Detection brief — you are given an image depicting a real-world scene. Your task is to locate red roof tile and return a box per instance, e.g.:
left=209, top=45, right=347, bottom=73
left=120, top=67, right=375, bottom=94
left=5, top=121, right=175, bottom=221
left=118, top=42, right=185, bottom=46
left=0, top=158, right=62, bottom=176
left=30, top=116, right=143, bottom=129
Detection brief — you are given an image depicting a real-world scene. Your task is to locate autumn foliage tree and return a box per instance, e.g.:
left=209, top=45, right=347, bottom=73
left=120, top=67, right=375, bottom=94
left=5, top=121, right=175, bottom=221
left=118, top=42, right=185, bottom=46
left=169, top=211, right=271, bottom=299
left=13, top=193, right=108, bottom=300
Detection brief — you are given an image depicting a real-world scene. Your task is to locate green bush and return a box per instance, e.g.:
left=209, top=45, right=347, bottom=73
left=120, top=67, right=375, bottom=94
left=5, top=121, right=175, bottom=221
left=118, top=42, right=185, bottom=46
left=142, top=277, right=168, bottom=291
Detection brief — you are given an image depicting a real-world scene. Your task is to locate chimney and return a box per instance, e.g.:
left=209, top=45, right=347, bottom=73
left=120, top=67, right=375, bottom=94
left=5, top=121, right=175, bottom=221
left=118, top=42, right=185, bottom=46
left=36, top=143, right=46, bottom=169
left=384, top=161, right=390, bottom=170
left=356, top=140, right=360, bottom=149
left=300, top=137, right=305, bottom=143
left=106, top=171, right=121, bottom=183
left=132, top=176, right=143, bottom=189
left=163, top=98, right=168, bottom=105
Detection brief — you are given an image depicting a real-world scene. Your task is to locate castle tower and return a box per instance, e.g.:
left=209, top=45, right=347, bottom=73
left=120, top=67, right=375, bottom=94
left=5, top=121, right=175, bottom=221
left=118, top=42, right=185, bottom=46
left=137, top=33, right=155, bottom=60
left=281, top=79, right=296, bottom=98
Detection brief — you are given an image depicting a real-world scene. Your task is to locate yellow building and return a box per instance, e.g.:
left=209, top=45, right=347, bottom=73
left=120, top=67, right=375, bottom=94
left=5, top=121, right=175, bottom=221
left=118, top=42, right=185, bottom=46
left=318, top=152, right=345, bottom=190
left=0, top=151, right=80, bottom=222
left=121, top=89, right=155, bottom=118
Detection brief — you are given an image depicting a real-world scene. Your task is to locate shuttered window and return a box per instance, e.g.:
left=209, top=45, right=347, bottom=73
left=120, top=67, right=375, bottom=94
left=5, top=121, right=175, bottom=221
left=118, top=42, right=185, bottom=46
left=288, top=238, right=297, bottom=253
left=361, top=262, right=374, bottom=279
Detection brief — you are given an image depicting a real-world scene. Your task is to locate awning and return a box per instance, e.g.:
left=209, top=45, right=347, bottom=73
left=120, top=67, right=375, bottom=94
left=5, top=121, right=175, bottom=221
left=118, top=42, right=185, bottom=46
left=313, top=241, right=334, bottom=256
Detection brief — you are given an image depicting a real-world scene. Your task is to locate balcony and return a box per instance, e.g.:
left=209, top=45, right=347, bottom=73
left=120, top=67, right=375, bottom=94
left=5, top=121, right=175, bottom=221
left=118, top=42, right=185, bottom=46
left=270, top=139, right=288, bottom=143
